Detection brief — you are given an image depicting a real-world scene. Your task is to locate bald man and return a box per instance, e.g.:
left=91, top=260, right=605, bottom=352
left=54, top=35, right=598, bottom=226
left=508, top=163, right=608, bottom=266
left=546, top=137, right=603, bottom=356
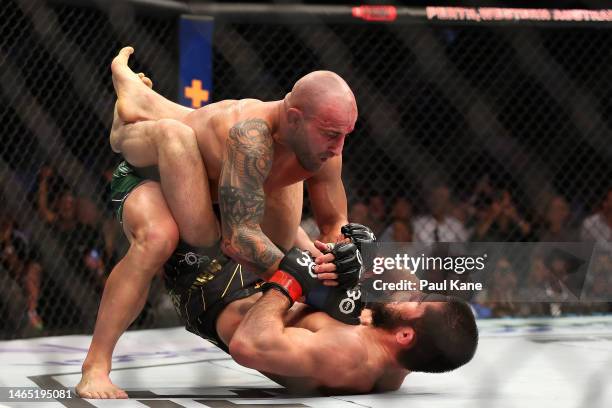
left=77, top=47, right=361, bottom=398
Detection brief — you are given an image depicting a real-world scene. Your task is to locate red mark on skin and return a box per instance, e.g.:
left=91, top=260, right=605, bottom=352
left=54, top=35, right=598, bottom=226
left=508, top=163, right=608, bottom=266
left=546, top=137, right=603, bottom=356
left=312, top=107, right=356, bottom=135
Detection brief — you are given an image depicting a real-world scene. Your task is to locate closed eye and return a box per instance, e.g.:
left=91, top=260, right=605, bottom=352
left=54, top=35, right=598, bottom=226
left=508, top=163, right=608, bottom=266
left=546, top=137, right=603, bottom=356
left=325, top=131, right=341, bottom=139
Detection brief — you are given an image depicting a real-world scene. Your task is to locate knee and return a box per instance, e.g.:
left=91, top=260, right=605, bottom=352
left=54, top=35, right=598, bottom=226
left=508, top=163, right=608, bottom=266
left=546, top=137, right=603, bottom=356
left=131, top=220, right=179, bottom=263
left=155, top=119, right=197, bottom=150
left=109, top=131, right=121, bottom=153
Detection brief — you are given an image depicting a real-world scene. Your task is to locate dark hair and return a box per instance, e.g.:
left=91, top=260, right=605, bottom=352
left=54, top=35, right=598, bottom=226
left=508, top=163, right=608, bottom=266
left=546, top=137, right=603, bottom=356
left=398, top=298, right=478, bottom=373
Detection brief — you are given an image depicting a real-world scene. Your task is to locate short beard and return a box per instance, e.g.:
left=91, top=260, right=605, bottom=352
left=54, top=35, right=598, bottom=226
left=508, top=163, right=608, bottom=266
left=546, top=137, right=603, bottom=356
left=290, top=130, right=320, bottom=172
left=370, top=303, right=403, bottom=330
left=296, top=152, right=321, bottom=172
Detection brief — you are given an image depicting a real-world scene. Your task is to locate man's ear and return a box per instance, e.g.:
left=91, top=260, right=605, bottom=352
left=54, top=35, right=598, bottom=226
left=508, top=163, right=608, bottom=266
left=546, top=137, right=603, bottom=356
left=287, top=107, right=302, bottom=126
left=396, top=327, right=416, bottom=348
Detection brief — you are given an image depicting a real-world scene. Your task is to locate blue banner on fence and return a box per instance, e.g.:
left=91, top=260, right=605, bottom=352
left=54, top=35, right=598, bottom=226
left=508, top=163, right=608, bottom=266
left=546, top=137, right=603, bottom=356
left=179, top=15, right=213, bottom=108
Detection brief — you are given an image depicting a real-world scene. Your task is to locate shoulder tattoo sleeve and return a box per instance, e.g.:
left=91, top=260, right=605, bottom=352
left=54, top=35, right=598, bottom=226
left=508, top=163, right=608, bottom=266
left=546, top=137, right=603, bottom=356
left=219, top=118, right=282, bottom=272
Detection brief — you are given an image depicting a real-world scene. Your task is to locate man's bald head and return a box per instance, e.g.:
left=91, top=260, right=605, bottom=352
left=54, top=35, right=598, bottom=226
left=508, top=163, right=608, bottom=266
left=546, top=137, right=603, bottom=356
left=286, top=71, right=357, bottom=119
left=282, top=71, right=357, bottom=172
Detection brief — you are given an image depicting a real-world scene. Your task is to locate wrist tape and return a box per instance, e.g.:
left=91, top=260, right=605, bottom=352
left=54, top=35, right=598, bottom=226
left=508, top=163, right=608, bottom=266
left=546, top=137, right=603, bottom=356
left=263, top=270, right=303, bottom=306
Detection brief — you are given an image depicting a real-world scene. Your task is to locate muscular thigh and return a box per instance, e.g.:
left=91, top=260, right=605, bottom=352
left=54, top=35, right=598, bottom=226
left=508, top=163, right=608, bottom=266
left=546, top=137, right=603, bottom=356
left=111, top=120, right=162, bottom=168
left=261, top=182, right=303, bottom=250
left=122, top=181, right=179, bottom=249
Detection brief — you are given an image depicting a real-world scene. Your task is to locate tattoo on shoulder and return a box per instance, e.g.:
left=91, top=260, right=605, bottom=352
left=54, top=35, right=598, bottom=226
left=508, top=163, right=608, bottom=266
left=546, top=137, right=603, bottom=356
left=226, top=119, right=274, bottom=190
left=219, top=119, right=281, bottom=271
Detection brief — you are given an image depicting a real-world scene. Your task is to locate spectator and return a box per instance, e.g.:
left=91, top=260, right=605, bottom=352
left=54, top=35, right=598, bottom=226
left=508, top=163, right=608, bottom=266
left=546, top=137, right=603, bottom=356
left=77, top=197, right=101, bottom=227
left=583, top=255, right=612, bottom=313
left=451, top=199, right=474, bottom=232
left=367, top=193, right=387, bottom=237
left=391, top=220, right=412, bottom=242
left=36, top=165, right=67, bottom=213
left=380, top=196, right=412, bottom=241
left=472, top=190, right=531, bottom=242
left=0, top=213, right=44, bottom=330
left=538, top=195, right=578, bottom=242
left=520, top=255, right=576, bottom=317
left=413, top=185, right=468, bottom=243
left=38, top=177, right=106, bottom=290
left=581, top=188, right=612, bottom=251
left=349, top=201, right=373, bottom=226
left=487, top=257, right=519, bottom=317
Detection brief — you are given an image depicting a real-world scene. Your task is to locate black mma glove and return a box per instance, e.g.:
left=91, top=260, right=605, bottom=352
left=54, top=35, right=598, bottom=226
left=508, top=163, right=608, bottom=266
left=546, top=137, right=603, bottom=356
left=306, top=284, right=364, bottom=325
left=341, top=223, right=376, bottom=251
left=264, top=247, right=319, bottom=306
left=331, top=242, right=363, bottom=289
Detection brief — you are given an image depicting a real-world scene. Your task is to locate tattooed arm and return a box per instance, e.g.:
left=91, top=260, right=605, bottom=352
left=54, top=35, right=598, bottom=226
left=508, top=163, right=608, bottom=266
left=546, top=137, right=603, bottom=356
left=219, top=118, right=284, bottom=277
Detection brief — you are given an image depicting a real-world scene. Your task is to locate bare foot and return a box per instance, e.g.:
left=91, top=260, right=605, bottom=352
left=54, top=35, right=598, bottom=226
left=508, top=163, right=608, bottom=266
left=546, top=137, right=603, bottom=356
left=76, top=368, right=128, bottom=399
left=109, top=72, right=154, bottom=153
left=137, top=72, right=153, bottom=89
left=111, top=47, right=157, bottom=123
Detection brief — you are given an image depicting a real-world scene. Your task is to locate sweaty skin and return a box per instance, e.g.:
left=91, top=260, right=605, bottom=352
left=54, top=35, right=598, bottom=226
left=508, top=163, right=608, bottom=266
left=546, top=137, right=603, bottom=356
left=217, top=291, right=412, bottom=394
left=109, top=46, right=357, bottom=274
left=76, top=47, right=357, bottom=398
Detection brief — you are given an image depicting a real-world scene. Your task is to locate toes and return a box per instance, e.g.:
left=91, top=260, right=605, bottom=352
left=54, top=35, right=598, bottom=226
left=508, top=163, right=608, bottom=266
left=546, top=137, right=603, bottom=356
left=120, top=46, right=134, bottom=58
left=142, top=77, right=153, bottom=88
left=137, top=73, right=153, bottom=88
left=111, top=46, right=134, bottom=71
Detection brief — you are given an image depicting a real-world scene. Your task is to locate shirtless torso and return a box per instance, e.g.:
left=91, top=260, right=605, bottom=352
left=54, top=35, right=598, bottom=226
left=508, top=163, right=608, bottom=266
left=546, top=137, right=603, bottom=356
left=180, top=98, right=318, bottom=249
left=216, top=293, right=410, bottom=394
left=185, top=99, right=313, bottom=192
left=112, top=53, right=354, bottom=264
left=77, top=47, right=377, bottom=400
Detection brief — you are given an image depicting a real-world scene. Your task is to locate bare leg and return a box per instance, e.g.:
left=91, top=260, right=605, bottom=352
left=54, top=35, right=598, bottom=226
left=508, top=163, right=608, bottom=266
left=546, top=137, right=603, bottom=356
left=109, top=71, right=157, bottom=156
left=111, top=116, right=219, bottom=246
left=76, top=182, right=179, bottom=399
left=151, top=119, right=219, bottom=246
left=110, top=50, right=219, bottom=246
left=111, top=47, right=193, bottom=123
left=76, top=52, right=219, bottom=399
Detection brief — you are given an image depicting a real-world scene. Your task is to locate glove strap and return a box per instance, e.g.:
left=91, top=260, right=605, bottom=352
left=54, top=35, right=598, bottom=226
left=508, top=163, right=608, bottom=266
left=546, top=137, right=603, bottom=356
left=265, top=270, right=303, bottom=305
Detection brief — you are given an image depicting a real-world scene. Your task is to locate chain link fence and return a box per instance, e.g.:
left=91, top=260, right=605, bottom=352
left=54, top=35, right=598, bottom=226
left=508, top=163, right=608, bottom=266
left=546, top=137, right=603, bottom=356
left=1, top=0, right=611, bottom=339
left=0, top=0, right=179, bottom=339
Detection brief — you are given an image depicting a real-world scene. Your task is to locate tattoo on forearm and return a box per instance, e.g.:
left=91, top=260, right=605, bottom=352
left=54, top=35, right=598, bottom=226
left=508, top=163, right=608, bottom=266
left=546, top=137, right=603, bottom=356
left=219, top=119, right=283, bottom=273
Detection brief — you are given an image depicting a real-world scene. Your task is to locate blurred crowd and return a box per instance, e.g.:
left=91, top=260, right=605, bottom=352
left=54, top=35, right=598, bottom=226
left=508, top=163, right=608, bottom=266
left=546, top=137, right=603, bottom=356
left=2, top=166, right=612, bottom=337
left=1, top=165, right=124, bottom=334
left=303, top=179, right=612, bottom=318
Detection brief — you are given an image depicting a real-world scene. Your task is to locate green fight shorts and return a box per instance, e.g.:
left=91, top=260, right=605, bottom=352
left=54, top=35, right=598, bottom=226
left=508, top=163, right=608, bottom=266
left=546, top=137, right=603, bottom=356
left=110, top=161, right=146, bottom=224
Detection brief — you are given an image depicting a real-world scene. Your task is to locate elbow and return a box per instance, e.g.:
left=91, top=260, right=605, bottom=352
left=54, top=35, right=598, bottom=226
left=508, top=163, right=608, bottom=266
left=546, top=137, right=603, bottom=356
left=221, top=237, right=240, bottom=259
left=221, top=228, right=256, bottom=258
left=229, top=330, right=278, bottom=369
left=229, top=337, right=262, bottom=368
left=221, top=231, right=246, bottom=260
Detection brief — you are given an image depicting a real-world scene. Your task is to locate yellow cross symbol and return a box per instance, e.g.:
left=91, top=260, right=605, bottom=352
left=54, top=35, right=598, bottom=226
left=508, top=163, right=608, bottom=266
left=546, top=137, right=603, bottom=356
left=184, top=79, right=209, bottom=108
